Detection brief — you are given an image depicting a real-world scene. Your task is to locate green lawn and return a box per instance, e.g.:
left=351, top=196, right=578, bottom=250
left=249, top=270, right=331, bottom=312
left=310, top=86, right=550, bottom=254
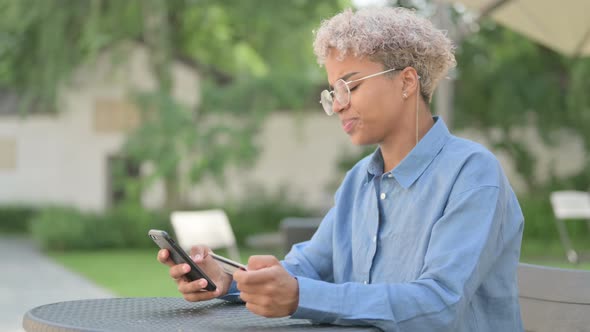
left=48, top=244, right=590, bottom=297
left=49, top=249, right=182, bottom=297
left=519, top=238, right=590, bottom=269
left=48, top=247, right=283, bottom=297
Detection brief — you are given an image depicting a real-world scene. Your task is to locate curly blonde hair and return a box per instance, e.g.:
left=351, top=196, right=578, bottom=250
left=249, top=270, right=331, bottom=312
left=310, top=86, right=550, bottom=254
left=313, top=7, right=456, bottom=103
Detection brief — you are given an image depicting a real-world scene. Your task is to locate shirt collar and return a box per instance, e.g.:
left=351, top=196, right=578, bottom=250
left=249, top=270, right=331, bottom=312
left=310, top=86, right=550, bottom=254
left=366, top=116, right=451, bottom=188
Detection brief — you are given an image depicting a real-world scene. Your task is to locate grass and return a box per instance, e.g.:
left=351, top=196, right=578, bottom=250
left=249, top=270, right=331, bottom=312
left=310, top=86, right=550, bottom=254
left=48, top=241, right=590, bottom=297
left=48, top=247, right=284, bottom=297
left=519, top=238, right=590, bottom=269
left=48, top=249, right=181, bottom=297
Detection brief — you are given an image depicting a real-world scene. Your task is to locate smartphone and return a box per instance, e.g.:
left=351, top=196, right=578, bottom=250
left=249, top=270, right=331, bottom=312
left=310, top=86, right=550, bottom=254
left=148, top=229, right=217, bottom=291
left=209, top=252, right=247, bottom=275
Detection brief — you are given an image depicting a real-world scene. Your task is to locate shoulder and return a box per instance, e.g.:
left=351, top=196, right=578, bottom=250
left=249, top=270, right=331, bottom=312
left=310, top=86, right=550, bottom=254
left=439, top=136, right=505, bottom=192
left=445, top=136, right=499, bottom=165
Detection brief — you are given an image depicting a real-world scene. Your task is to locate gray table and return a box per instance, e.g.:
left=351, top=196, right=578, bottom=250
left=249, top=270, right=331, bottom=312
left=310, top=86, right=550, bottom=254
left=23, top=297, right=380, bottom=331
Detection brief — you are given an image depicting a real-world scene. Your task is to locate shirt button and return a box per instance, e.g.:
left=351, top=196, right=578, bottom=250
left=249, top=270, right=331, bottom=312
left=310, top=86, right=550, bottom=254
left=372, top=235, right=377, bottom=242
left=380, top=193, right=386, bottom=200
left=363, top=280, right=368, bottom=284
left=387, top=173, right=393, bottom=178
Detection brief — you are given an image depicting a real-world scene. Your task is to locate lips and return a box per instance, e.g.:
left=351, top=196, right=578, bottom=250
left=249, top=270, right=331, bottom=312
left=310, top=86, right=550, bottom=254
left=341, top=118, right=358, bottom=134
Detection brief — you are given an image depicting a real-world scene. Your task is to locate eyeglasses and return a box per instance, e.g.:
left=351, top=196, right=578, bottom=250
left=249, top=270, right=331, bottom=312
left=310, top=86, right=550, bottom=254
left=319, top=68, right=398, bottom=116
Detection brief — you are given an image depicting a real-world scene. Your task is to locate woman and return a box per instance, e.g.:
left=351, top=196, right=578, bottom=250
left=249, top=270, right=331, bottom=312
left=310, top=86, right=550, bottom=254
left=159, top=7, right=524, bottom=331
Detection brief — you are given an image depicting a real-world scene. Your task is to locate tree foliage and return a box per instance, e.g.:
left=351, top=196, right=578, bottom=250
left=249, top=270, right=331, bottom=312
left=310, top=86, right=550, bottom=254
left=0, top=0, right=346, bottom=208
left=0, top=0, right=145, bottom=110
left=454, top=19, right=590, bottom=191
left=0, top=0, right=345, bottom=111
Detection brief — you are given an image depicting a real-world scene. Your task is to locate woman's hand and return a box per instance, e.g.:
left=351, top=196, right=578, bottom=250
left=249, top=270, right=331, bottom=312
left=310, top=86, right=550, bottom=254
left=157, top=245, right=233, bottom=301
left=233, top=255, right=299, bottom=317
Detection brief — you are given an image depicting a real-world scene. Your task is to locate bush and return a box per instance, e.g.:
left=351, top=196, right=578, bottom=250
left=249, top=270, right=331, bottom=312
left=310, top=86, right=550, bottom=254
left=30, top=207, right=99, bottom=250
left=180, top=187, right=319, bottom=246
left=519, top=192, right=589, bottom=242
left=0, top=206, right=37, bottom=233
left=30, top=205, right=172, bottom=251
left=104, top=204, right=171, bottom=248
left=223, top=188, right=319, bottom=245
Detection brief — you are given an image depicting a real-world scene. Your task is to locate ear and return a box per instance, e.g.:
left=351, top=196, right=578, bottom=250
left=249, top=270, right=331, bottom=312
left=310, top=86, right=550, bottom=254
left=400, top=67, right=420, bottom=97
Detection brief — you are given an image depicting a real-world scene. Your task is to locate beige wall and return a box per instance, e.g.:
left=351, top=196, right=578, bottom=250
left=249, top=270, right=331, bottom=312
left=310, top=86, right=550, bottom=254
left=0, top=138, right=17, bottom=170
left=186, top=113, right=362, bottom=209
left=0, top=43, right=199, bottom=211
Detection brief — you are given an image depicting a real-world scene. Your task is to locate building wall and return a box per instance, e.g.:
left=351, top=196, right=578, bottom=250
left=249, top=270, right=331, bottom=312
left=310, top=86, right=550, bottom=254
left=0, top=43, right=199, bottom=211
left=183, top=113, right=363, bottom=210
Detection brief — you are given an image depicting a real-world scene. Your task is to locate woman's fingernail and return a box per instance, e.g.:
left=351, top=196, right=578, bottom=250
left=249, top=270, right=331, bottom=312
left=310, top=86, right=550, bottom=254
left=183, top=264, right=190, bottom=273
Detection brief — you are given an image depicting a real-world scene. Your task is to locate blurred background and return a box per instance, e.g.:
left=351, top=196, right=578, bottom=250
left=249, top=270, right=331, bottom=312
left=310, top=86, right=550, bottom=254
left=1, top=0, right=589, bottom=330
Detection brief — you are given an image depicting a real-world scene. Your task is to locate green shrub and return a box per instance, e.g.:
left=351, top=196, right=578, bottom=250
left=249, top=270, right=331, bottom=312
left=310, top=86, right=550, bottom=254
left=223, top=188, right=319, bottom=245
left=30, top=207, right=98, bottom=250
left=519, top=192, right=589, bottom=242
left=180, top=187, right=319, bottom=246
left=519, top=194, right=556, bottom=241
left=0, top=206, right=37, bottom=233
left=30, top=205, right=172, bottom=251
left=104, top=204, right=171, bottom=248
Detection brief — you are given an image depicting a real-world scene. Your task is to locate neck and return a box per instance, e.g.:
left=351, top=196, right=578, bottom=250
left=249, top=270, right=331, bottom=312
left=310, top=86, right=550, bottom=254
left=380, top=108, right=434, bottom=172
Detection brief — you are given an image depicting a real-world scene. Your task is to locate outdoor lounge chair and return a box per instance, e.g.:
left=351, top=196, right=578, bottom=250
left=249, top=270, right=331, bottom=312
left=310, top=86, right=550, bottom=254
left=280, top=217, right=322, bottom=254
left=170, top=209, right=241, bottom=262
left=549, top=190, right=590, bottom=263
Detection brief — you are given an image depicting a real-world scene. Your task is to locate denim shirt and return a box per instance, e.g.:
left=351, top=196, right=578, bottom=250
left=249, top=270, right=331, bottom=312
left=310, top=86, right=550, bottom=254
left=281, top=117, right=524, bottom=331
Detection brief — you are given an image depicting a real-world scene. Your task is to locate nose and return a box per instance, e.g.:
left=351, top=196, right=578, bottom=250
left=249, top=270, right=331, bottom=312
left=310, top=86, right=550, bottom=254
left=332, top=99, right=346, bottom=114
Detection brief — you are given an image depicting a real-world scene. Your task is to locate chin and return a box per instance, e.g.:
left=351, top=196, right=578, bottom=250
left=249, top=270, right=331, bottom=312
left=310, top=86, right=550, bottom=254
left=348, top=134, right=375, bottom=146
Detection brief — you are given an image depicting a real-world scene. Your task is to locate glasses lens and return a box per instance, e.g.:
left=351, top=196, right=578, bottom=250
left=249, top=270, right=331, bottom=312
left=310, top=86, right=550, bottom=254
left=320, top=89, right=334, bottom=116
left=333, top=80, right=350, bottom=107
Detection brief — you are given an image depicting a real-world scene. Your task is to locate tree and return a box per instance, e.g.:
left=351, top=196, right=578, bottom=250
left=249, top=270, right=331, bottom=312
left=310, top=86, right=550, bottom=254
left=454, top=19, right=590, bottom=191
left=0, top=0, right=346, bottom=208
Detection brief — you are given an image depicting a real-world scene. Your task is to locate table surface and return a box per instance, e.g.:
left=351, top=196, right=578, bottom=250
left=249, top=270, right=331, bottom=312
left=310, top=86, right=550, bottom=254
left=23, top=297, right=380, bottom=332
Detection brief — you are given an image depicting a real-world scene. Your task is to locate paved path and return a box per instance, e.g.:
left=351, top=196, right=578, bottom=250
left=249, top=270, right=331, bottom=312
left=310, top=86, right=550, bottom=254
left=0, top=236, right=115, bottom=332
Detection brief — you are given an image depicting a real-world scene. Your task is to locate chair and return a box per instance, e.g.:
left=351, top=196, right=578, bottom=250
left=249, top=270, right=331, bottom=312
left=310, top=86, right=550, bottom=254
left=280, top=217, right=322, bottom=255
left=170, top=209, right=241, bottom=262
left=518, top=263, right=590, bottom=332
left=549, top=191, right=590, bottom=263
